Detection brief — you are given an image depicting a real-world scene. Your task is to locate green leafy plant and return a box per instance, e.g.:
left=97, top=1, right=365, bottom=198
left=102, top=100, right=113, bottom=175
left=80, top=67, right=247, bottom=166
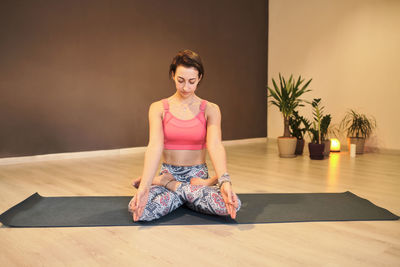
left=340, top=110, right=376, bottom=138
left=307, top=98, right=331, bottom=144
left=267, top=74, right=312, bottom=137
left=289, top=111, right=311, bottom=140
left=320, top=114, right=331, bottom=141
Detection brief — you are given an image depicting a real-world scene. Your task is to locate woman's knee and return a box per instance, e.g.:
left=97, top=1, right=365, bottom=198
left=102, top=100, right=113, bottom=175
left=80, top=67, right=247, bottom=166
left=137, top=188, right=183, bottom=222
left=212, top=192, right=241, bottom=216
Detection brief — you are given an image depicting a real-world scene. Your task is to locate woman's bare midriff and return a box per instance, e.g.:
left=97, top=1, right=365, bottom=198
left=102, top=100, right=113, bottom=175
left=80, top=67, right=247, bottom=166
left=162, top=149, right=206, bottom=166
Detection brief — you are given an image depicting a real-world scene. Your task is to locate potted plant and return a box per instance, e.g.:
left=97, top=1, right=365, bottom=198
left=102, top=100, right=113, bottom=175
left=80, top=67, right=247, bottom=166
left=289, top=110, right=311, bottom=155
left=340, top=110, right=377, bottom=154
left=267, top=73, right=312, bottom=158
left=320, top=114, right=332, bottom=157
left=307, top=98, right=325, bottom=160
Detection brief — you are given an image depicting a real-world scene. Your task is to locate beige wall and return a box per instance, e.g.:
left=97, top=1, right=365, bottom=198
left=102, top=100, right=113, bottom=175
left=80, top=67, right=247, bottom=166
left=268, top=0, right=400, bottom=150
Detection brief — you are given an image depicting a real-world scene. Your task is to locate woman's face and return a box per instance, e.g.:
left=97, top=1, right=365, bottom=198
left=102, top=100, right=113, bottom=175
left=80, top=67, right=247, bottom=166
left=172, top=65, right=202, bottom=98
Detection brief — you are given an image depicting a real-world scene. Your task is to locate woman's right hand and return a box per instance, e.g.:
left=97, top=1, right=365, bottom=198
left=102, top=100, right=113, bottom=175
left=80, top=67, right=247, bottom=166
left=129, top=187, right=150, bottom=221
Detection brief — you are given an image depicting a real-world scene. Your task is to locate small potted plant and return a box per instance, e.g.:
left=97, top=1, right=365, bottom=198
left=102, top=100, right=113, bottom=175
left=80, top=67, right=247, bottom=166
left=320, top=114, right=332, bottom=157
left=267, top=73, right=312, bottom=158
left=289, top=110, right=311, bottom=155
left=307, top=98, right=325, bottom=160
left=340, top=109, right=377, bottom=154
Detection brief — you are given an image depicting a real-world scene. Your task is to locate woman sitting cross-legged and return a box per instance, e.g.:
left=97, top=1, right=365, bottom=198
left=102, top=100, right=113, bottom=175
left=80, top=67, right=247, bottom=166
left=128, top=49, right=241, bottom=222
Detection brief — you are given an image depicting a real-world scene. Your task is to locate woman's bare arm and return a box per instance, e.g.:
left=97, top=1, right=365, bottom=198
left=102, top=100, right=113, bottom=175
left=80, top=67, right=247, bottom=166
left=205, top=102, right=239, bottom=218
left=130, top=101, right=164, bottom=221
left=206, top=103, right=228, bottom=178
left=139, top=101, right=165, bottom=189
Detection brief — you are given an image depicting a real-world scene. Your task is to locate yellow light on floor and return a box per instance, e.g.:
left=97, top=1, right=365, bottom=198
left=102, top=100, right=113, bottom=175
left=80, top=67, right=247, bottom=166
left=330, top=138, right=341, bottom=152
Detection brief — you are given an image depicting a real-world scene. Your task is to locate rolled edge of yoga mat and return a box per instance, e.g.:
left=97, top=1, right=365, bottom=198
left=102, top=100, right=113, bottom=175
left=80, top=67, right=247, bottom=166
left=0, top=192, right=43, bottom=227
left=343, top=191, right=400, bottom=220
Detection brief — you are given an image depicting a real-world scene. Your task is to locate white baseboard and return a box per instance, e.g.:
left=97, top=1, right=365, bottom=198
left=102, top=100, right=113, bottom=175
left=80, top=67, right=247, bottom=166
left=0, top=137, right=268, bottom=165
left=222, top=137, right=267, bottom=146
left=0, top=146, right=147, bottom=166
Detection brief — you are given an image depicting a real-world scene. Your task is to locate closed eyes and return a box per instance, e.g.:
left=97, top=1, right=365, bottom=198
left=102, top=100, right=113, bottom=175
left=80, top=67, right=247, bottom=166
left=178, top=79, right=196, bottom=84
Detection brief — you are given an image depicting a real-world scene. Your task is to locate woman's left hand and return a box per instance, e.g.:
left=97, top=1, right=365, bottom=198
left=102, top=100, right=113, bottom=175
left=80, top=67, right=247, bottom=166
left=220, top=182, right=239, bottom=219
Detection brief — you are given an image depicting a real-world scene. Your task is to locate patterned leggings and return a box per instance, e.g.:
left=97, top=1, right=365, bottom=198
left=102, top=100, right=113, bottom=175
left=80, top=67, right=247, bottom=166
left=132, top=163, right=241, bottom=222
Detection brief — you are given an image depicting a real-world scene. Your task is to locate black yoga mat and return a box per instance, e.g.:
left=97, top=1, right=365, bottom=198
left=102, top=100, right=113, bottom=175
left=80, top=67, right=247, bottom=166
left=0, top=191, right=398, bottom=227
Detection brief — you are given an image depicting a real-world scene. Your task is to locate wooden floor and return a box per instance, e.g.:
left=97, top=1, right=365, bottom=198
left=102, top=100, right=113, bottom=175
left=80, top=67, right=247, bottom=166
left=1, top=139, right=399, bottom=266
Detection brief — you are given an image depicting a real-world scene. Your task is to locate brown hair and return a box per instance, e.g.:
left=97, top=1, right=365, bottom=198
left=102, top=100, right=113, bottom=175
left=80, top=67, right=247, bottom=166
left=169, top=49, right=204, bottom=80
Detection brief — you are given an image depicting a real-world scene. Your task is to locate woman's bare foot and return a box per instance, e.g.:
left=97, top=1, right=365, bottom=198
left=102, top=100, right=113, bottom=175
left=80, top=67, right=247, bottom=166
left=132, top=173, right=175, bottom=189
left=153, top=172, right=175, bottom=186
left=132, top=177, right=141, bottom=189
left=190, top=175, right=218, bottom=186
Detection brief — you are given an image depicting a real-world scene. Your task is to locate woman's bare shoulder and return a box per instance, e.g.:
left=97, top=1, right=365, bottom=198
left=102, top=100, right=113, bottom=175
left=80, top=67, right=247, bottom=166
left=150, top=99, right=164, bottom=108
left=148, top=100, right=165, bottom=116
left=204, top=100, right=220, bottom=112
left=203, top=100, right=221, bottom=120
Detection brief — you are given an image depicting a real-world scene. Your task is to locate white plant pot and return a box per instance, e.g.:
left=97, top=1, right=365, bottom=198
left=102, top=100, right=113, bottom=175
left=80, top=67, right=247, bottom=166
left=277, top=137, right=297, bottom=158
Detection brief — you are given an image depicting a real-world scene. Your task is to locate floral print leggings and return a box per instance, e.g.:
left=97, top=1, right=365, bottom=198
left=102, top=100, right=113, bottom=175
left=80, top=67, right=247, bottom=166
left=131, top=163, right=241, bottom=222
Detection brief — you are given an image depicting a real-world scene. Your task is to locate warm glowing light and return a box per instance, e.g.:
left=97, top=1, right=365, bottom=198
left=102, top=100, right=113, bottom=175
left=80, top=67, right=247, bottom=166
left=330, top=138, right=341, bottom=152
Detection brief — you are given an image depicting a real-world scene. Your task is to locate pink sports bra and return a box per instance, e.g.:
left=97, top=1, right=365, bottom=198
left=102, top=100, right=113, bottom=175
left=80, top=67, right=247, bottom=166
left=162, top=98, right=207, bottom=150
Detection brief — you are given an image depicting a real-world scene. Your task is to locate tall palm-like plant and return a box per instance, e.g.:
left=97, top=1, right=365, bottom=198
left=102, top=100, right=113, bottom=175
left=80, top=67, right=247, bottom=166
left=268, top=74, right=312, bottom=137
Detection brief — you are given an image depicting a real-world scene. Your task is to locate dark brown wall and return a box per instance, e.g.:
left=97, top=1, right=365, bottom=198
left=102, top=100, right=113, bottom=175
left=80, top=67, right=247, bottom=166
left=0, top=0, right=268, bottom=158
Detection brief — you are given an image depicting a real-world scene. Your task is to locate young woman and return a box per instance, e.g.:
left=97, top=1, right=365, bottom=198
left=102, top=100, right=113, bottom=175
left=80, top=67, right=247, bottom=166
left=128, top=49, right=241, bottom=221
